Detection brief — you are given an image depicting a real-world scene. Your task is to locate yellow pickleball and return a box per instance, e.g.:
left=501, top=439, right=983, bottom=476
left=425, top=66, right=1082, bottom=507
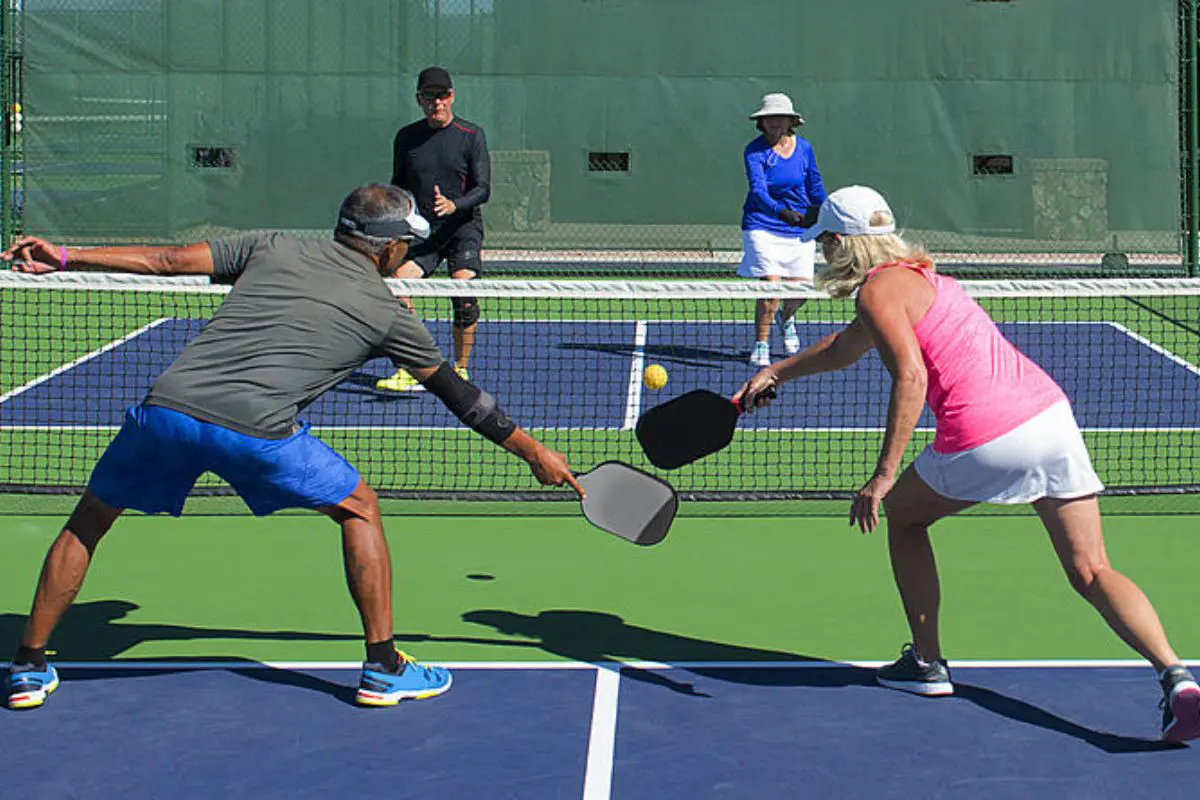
left=643, top=363, right=668, bottom=390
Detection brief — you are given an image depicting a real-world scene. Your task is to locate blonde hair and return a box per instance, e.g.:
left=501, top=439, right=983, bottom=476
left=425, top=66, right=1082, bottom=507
left=815, top=212, right=934, bottom=298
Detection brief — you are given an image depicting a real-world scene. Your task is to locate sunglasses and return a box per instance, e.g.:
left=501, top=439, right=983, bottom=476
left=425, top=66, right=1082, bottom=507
left=418, top=89, right=452, bottom=103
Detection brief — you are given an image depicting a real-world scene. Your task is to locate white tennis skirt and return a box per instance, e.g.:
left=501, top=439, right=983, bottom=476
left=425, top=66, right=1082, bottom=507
left=912, top=400, right=1104, bottom=505
left=737, top=229, right=816, bottom=280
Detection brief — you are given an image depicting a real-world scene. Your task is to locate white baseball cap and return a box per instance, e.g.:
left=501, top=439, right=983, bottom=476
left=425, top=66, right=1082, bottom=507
left=799, top=186, right=896, bottom=242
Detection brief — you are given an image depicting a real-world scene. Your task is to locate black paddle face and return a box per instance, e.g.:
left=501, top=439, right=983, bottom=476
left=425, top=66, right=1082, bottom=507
left=635, top=390, right=740, bottom=470
left=578, top=461, right=679, bottom=546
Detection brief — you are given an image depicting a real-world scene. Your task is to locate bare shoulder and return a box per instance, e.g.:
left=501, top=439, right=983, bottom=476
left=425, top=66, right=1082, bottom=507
left=859, top=268, right=930, bottom=308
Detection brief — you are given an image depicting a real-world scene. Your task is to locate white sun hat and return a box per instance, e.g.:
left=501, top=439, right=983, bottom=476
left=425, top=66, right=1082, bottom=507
left=799, top=186, right=897, bottom=242
left=748, top=93, right=804, bottom=125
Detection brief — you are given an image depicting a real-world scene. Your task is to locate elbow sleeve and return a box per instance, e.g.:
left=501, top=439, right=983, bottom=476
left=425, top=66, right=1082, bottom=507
left=423, top=361, right=516, bottom=445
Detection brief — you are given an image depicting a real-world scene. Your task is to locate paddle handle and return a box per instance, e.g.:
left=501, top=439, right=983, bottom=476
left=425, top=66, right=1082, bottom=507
left=732, top=386, right=777, bottom=414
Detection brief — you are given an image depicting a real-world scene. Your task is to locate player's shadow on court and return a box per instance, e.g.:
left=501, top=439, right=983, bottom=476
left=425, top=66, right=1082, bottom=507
left=399, top=608, right=1176, bottom=754
left=0, top=600, right=361, bottom=706
left=557, top=342, right=747, bottom=368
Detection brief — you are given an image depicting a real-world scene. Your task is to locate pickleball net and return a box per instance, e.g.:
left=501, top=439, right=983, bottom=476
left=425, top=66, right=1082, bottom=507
left=1, top=272, right=1197, bottom=501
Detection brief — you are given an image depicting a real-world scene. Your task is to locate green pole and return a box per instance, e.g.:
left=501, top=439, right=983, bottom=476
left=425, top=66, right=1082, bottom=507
left=1, top=0, right=11, bottom=250
left=0, top=0, right=21, bottom=251
left=1188, top=0, right=1199, bottom=276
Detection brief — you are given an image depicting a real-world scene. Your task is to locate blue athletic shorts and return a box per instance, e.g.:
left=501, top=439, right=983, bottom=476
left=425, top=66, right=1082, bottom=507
left=89, top=405, right=361, bottom=516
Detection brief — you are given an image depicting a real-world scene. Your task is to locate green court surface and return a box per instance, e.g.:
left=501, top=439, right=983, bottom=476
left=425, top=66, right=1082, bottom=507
left=1, top=510, right=1197, bottom=665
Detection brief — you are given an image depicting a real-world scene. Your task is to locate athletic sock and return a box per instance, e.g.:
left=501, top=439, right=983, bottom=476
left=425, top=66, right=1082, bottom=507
left=11, top=644, right=48, bottom=671
left=366, top=640, right=402, bottom=674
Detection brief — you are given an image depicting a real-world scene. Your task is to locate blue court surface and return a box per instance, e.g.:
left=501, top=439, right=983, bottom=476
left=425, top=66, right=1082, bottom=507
left=2, top=662, right=1197, bottom=799
left=2, top=319, right=1198, bottom=431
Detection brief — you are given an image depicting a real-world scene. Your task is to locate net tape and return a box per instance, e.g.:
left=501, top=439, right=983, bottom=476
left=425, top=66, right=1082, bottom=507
left=3, top=272, right=1200, bottom=298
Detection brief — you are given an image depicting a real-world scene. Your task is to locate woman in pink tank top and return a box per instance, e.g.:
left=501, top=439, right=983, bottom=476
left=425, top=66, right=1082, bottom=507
left=733, top=186, right=1198, bottom=741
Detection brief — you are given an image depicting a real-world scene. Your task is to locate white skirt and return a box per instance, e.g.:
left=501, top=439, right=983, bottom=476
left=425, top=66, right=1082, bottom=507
left=737, top=229, right=816, bottom=280
left=912, top=400, right=1104, bottom=504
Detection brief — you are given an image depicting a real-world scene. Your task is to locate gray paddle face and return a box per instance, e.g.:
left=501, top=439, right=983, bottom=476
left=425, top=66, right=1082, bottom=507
left=578, top=462, right=679, bottom=546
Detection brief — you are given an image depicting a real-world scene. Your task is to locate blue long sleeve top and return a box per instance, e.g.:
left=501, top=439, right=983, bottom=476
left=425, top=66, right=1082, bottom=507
left=740, top=135, right=826, bottom=236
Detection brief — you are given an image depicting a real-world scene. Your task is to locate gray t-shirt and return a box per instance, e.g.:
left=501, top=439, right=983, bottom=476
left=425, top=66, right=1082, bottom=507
left=145, top=231, right=445, bottom=438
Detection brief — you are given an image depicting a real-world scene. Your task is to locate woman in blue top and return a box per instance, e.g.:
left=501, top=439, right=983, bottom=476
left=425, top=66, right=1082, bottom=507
left=738, top=93, right=827, bottom=366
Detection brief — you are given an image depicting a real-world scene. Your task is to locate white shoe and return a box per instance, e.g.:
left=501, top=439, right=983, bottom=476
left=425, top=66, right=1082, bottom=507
left=777, top=312, right=801, bottom=354
left=749, top=342, right=771, bottom=367
left=782, top=322, right=800, bottom=354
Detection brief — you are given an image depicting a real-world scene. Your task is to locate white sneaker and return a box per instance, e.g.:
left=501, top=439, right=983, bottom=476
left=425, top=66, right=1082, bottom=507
left=749, top=341, right=771, bottom=367
left=781, top=319, right=800, bottom=354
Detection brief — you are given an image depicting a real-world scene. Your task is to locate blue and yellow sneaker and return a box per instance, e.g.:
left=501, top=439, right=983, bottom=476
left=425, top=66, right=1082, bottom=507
left=355, top=650, right=452, bottom=707
left=7, top=663, right=60, bottom=710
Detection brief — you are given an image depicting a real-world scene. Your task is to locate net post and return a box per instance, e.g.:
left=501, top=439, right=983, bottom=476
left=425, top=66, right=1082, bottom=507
left=0, top=0, right=21, bottom=250
left=1, top=0, right=12, bottom=249
left=1186, top=0, right=1200, bottom=277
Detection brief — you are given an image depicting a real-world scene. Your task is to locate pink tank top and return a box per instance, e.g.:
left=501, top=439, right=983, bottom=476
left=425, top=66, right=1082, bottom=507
left=870, top=262, right=1066, bottom=453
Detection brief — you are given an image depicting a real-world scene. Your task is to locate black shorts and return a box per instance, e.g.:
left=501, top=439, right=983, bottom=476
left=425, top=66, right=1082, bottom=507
left=407, top=223, right=484, bottom=278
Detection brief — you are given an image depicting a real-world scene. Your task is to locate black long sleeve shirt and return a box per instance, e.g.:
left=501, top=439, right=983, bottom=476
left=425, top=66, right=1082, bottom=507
left=391, top=116, right=491, bottom=234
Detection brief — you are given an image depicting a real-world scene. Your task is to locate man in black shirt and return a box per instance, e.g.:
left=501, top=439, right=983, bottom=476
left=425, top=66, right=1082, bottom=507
left=377, top=66, right=492, bottom=392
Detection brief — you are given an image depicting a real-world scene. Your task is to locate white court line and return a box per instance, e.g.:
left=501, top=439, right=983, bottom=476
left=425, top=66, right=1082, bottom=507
left=11, top=658, right=1198, bottom=671
left=0, top=425, right=125, bottom=431
left=992, top=319, right=1200, bottom=379
left=622, top=321, right=648, bottom=430
left=0, top=318, right=170, bottom=405
left=582, top=665, right=621, bottom=800
left=0, top=425, right=628, bottom=432
left=1106, top=321, right=1200, bottom=377
left=3, top=424, right=1197, bottom=434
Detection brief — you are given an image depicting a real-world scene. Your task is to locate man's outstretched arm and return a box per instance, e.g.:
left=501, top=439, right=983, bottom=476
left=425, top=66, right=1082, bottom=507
left=3, top=236, right=214, bottom=276
left=410, top=361, right=583, bottom=496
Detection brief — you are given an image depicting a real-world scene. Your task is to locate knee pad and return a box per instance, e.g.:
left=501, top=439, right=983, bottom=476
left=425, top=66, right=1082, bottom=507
left=452, top=296, right=480, bottom=329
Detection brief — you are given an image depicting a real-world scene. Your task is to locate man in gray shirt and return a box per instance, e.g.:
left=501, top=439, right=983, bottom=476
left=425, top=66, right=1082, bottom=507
left=2, top=183, right=581, bottom=711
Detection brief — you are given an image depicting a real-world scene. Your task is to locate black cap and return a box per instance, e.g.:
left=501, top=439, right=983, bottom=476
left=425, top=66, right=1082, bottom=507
left=417, top=66, right=453, bottom=92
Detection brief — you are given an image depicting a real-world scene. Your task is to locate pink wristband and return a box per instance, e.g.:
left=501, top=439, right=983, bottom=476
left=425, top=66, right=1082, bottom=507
left=59, top=245, right=67, bottom=270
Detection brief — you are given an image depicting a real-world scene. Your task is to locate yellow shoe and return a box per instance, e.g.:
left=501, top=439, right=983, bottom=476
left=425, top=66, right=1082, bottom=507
left=375, top=369, right=423, bottom=392
left=454, top=365, right=470, bottom=381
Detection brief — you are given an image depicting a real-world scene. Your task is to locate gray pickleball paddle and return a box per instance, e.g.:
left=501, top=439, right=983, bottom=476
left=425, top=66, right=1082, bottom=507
left=578, top=461, right=679, bottom=546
